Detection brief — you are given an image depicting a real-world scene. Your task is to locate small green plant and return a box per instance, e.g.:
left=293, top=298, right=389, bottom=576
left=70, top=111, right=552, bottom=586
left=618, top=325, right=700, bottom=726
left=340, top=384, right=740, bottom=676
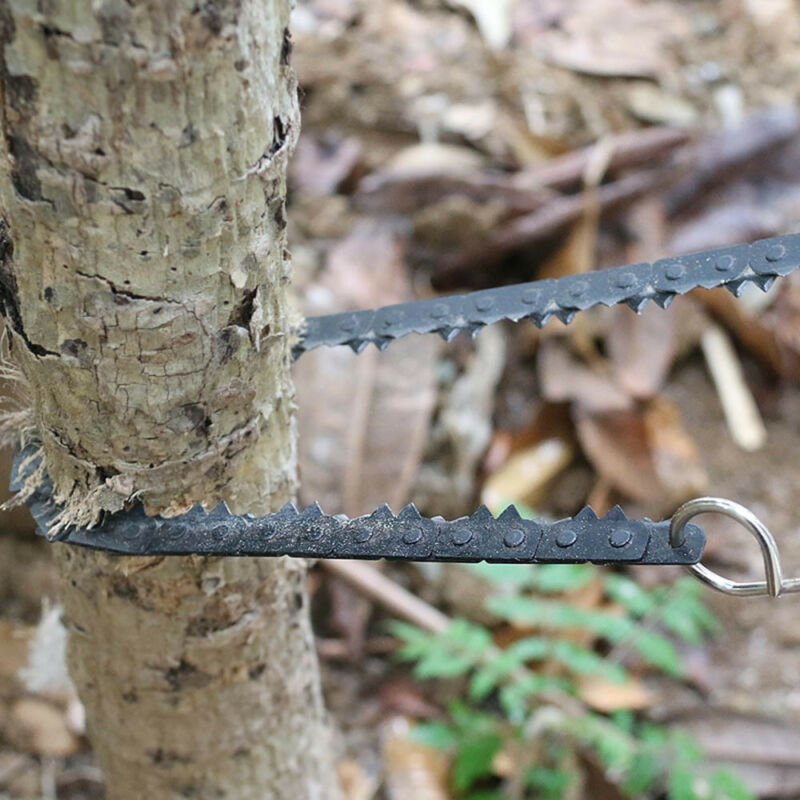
left=389, top=562, right=751, bottom=800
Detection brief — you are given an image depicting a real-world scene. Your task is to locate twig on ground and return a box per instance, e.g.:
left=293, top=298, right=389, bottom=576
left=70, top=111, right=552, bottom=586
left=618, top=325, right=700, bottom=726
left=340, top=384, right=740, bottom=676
left=436, top=168, right=672, bottom=285
left=323, top=560, right=450, bottom=633
left=701, top=324, right=767, bottom=452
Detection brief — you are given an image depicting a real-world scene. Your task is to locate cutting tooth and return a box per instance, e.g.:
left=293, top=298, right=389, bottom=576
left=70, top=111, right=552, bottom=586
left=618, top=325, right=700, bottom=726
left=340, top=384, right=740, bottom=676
left=625, top=295, right=649, bottom=313
left=652, top=292, right=675, bottom=309
left=752, top=275, right=776, bottom=292
left=276, top=502, right=299, bottom=518
left=375, top=337, right=392, bottom=351
left=575, top=507, right=599, bottom=522
left=725, top=280, right=747, bottom=297
left=437, top=327, right=461, bottom=342
left=301, top=502, right=324, bottom=518
left=470, top=504, right=494, bottom=523
left=206, top=502, right=234, bottom=520
left=603, top=505, right=627, bottom=521
left=553, top=308, right=577, bottom=324
left=498, top=505, right=523, bottom=522
left=398, top=503, right=422, bottom=521
left=348, top=339, right=369, bottom=354
left=370, top=503, right=394, bottom=520
left=467, top=323, right=484, bottom=339
left=529, top=311, right=552, bottom=327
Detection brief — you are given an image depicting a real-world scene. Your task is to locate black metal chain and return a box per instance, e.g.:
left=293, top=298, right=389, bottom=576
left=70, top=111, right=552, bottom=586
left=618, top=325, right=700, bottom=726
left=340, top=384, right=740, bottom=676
left=17, top=233, right=800, bottom=578
left=294, top=234, right=799, bottom=358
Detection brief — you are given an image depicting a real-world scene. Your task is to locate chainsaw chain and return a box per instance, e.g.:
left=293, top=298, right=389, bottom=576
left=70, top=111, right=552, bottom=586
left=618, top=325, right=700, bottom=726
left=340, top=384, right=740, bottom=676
left=294, top=234, right=800, bottom=358
left=16, top=233, right=800, bottom=564
left=17, top=458, right=704, bottom=565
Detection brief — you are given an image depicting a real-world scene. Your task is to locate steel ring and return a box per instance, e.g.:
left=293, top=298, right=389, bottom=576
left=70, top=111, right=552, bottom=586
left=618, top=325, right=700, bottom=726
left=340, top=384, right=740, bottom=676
left=670, top=497, right=783, bottom=598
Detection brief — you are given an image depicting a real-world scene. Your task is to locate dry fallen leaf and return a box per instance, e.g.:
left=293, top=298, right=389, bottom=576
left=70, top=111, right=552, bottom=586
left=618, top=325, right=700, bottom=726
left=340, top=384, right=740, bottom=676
left=530, top=0, right=690, bottom=79
left=0, top=620, right=32, bottom=683
left=7, top=697, right=80, bottom=758
left=382, top=717, right=450, bottom=800
left=576, top=397, right=707, bottom=511
left=296, top=222, right=440, bottom=516
left=291, top=133, right=365, bottom=196
left=607, top=303, right=679, bottom=399
left=337, top=758, right=378, bottom=800
left=762, top=276, right=800, bottom=379
left=481, top=438, right=574, bottom=511
left=578, top=675, right=654, bottom=712
left=538, top=339, right=632, bottom=414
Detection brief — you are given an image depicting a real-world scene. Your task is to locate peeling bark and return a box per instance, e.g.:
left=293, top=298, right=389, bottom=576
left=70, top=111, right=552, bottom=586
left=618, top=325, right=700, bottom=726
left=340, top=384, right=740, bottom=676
left=0, top=0, right=299, bottom=518
left=0, top=1, right=339, bottom=798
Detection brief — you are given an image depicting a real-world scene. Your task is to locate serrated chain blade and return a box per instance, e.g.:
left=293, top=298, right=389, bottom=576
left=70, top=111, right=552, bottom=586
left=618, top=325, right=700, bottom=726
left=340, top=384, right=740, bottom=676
left=13, top=233, right=800, bottom=565
left=21, top=474, right=704, bottom=565
left=294, top=234, right=800, bottom=358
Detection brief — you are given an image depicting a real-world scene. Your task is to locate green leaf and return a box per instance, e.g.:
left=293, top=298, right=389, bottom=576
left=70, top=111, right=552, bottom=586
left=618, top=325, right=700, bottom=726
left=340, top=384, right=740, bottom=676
left=469, top=648, right=526, bottom=701
left=452, top=733, right=503, bottom=791
left=525, top=766, right=573, bottom=799
left=468, top=562, right=594, bottom=594
left=668, top=767, right=698, bottom=800
left=466, top=562, right=534, bottom=587
left=487, top=596, right=633, bottom=640
left=449, top=702, right=498, bottom=733
left=634, top=630, right=682, bottom=676
left=708, top=768, right=756, bottom=800
left=550, top=640, right=627, bottom=681
left=498, top=674, right=572, bottom=721
left=390, top=619, right=492, bottom=679
left=415, top=651, right=473, bottom=679
left=507, top=636, right=551, bottom=661
left=660, top=581, right=721, bottom=644
left=411, top=721, right=459, bottom=751
left=525, top=564, right=595, bottom=594
left=604, top=574, right=656, bottom=616
left=624, top=749, right=661, bottom=796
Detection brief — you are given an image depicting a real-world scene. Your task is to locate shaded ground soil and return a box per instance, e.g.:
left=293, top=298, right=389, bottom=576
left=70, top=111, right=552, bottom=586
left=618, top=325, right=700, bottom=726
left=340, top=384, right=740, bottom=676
left=668, top=360, right=800, bottom=720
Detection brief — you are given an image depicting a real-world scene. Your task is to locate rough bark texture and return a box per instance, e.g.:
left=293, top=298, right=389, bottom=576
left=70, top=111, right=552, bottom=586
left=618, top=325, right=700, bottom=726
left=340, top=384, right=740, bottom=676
left=0, top=1, right=340, bottom=798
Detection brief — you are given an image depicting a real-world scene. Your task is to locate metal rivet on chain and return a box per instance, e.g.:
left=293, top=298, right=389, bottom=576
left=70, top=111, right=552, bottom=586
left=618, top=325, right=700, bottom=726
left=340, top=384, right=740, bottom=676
left=569, top=280, right=588, bottom=298
left=261, top=523, right=277, bottom=541
left=766, top=244, right=786, bottom=263
left=613, top=272, right=635, bottom=289
left=521, top=288, right=541, bottom=305
left=431, top=303, right=449, bottom=319
left=503, top=528, right=525, bottom=548
left=353, top=528, right=372, bottom=543
left=210, top=525, right=226, bottom=541
left=451, top=527, right=473, bottom=546
left=556, top=529, right=577, bottom=548
left=715, top=254, right=735, bottom=272
left=475, top=296, right=495, bottom=312
left=381, top=310, right=402, bottom=329
left=609, top=528, right=632, bottom=548
left=304, top=526, right=323, bottom=541
left=402, top=527, right=423, bottom=545
left=339, top=315, right=359, bottom=332
left=665, top=262, right=686, bottom=280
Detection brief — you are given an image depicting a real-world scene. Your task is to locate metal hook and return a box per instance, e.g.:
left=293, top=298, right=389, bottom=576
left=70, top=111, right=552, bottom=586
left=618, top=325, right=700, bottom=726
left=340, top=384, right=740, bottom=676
left=670, top=497, right=800, bottom=598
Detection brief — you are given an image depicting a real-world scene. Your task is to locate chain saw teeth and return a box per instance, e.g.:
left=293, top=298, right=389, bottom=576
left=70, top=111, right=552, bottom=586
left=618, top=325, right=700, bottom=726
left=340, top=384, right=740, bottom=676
left=18, top=459, right=705, bottom=565
left=11, top=234, right=800, bottom=564
left=294, top=234, right=800, bottom=359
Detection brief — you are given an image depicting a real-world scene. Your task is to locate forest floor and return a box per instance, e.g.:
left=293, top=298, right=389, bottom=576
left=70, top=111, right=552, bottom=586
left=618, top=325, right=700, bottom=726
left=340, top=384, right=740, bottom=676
left=2, top=0, right=800, bottom=798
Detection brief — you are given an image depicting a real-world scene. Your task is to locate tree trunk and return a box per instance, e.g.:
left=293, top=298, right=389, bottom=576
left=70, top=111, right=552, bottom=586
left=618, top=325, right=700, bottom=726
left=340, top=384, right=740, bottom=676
left=0, top=1, right=340, bottom=798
